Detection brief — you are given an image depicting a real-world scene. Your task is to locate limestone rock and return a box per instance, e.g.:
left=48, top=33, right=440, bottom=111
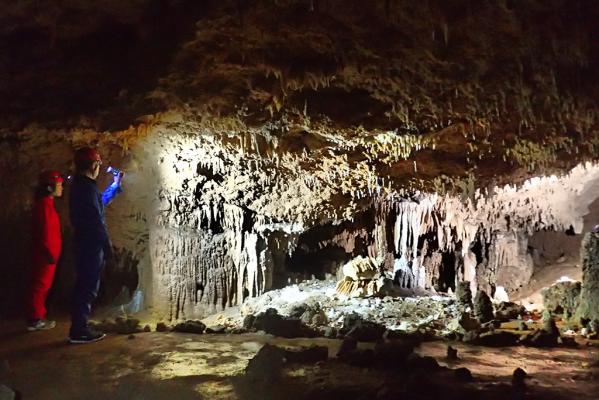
left=155, top=322, right=169, bottom=332
left=472, top=331, right=520, bottom=347
left=242, top=315, right=256, bottom=330
left=342, top=256, right=379, bottom=281
left=542, top=281, right=581, bottom=320
left=245, top=344, right=285, bottom=381
left=373, top=340, right=415, bottom=366
left=494, top=301, right=526, bottom=321
left=512, top=367, right=528, bottom=390
left=473, top=291, right=494, bottom=323
left=448, top=312, right=481, bottom=333
left=454, top=367, right=473, bottom=381
left=205, top=325, right=227, bottom=334
left=172, top=320, right=206, bottom=334
left=341, top=313, right=386, bottom=342
left=253, top=308, right=315, bottom=338
left=336, top=276, right=382, bottom=298
left=336, top=337, right=358, bottom=358
left=446, top=345, right=458, bottom=360
left=284, top=346, right=328, bottom=364
left=520, top=317, right=561, bottom=347
left=455, top=281, right=473, bottom=310
left=577, top=232, right=599, bottom=325
left=311, top=310, right=328, bottom=326
left=323, top=326, right=337, bottom=338
left=336, top=256, right=385, bottom=297
left=90, top=318, right=142, bottom=334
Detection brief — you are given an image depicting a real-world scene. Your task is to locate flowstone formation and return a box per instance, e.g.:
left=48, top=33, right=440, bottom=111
left=577, top=231, right=599, bottom=329
left=0, top=0, right=598, bottom=319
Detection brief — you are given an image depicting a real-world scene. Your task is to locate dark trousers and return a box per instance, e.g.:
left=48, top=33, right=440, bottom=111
left=70, top=242, right=104, bottom=335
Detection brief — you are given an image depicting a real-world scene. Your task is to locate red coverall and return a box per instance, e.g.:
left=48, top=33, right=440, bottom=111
left=27, top=196, right=61, bottom=320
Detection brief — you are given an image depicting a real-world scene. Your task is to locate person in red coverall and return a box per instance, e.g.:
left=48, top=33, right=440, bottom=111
left=26, top=170, right=64, bottom=331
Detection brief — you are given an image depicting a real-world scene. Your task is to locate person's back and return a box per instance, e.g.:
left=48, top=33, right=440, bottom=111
left=69, top=174, right=110, bottom=249
left=68, top=147, right=122, bottom=344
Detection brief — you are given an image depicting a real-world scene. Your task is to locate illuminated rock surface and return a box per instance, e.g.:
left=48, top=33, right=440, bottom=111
left=0, top=0, right=597, bottom=321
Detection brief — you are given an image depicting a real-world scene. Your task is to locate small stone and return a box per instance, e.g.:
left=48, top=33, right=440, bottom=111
left=205, top=325, right=227, bottom=334
left=226, top=327, right=247, bottom=334
left=172, top=320, right=206, bottom=334
left=449, top=312, right=480, bottom=333
left=284, top=346, right=328, bottom=364
left=480, top=320, right=501, bottom=331
left=311, top=311, right=328, bottom=326
left=494, top=302, right=526, bottom=321
left=446, top=345, right=458, bottom=360
left=245, top=344, right=285, bottom=381
left=242, top=314, right=256, bottom=330
left=253, top=309, right=315, bottom=338
left=462, top=330, right=479, bottom=343
left=128, top=334, right=135, bottom=340
left=543, top=316, right=560, bottom=337
left=473, top=331, right=519, bottom=347
left=518, top=320, right=528, bottom=331
left=156, top=322, right=168, bottom=332
left=288, top=304, right=308, bottom=318
left=337, top=337, right=358, bottom=358
left=323, top=326, right=337, bottom=338
left=454, top=367, right=473, bottom=381
left=143, top=325, right=151, bottom=332
left=512, top=367, right=527, bottom=389
left=300, top=310, right=315, bottom=325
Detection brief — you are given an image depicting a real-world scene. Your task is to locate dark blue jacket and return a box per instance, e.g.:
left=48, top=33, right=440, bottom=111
left=69, top=175, right=121, bottom=249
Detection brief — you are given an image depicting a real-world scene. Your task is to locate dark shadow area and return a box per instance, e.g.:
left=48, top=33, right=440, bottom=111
left=0, top=0, right=215, bottom=131
left=283, top=208, right=375, bottom=281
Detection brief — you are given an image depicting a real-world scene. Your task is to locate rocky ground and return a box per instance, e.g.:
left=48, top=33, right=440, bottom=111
left=205, top=279, right=458, bottom=334
left=0, top=319, right=598, bottom=400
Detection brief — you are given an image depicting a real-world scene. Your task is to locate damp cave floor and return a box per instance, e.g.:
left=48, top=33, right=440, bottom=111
left=0, top=319, right=598, bottom=400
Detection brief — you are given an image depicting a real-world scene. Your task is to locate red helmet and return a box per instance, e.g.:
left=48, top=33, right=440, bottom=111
left=38, top=170, right=64, bottom=185
left=74, top=147, right=102, bottom=164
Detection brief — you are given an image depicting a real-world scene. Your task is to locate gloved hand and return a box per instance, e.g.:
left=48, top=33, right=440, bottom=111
left=113, top=171, right=125, bottom=186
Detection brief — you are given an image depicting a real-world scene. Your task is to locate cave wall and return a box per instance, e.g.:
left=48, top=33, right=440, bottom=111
left=1, top=0, right=598, bottom=319
left=2, top=118, right=597, bottom=319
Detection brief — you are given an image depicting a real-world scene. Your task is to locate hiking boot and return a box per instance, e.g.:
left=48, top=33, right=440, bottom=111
left=69, top=329, right=106, bottom=344
left=27, top=319, right=56, bottom=331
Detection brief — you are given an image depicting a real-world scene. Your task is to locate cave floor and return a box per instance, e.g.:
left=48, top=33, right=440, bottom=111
left=0, top=319, right=598, bottom=400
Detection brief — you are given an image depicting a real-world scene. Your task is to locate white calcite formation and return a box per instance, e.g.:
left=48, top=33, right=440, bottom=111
left=129, top=117, right=599, bottom=318
left=1, top=113, right=598, bottom=320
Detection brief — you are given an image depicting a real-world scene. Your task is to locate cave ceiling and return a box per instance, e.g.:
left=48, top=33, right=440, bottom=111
left=1, top=0, right=598, bottom=194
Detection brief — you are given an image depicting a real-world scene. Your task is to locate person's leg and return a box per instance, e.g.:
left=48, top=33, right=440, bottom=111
left=27, top=261, right=57, bottom=330
left=28, top=262, right=57, bottom=319
left=70, top=245, right=104, bottom=337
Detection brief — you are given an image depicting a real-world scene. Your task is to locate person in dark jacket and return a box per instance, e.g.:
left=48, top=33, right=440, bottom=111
left=69, top=147, right=123, bottom=344
left=27, top=170, right=64, bottom=331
